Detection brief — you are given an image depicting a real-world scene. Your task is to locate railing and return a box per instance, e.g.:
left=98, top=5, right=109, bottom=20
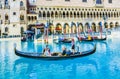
left=4, top=20, right=10, bottom=24
left=20, top=6, right=25, bottom=10
left=4, top=5, right=10, bottom=9
left=95, top=4, right=104, bottom=7
left=0, top=35, right=21, bottom=39
left=20, top=20, right=25, bottom=24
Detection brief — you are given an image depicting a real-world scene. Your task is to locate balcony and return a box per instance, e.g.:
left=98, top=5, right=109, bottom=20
left=20, top=20, right=25, bottom=24
left=4, top=20, right=10, bottom=24
left=20, top=6, right=25, bottom=10
left=95, top=4, right=104, bottom=8
left=4, top=5, right=10, bottom=9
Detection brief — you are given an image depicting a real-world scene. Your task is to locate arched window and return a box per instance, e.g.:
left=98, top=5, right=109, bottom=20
left=96, top=0, right=102, bottom=4
left=39, top=11, right=42, bottom=17
left=43, top=11, right=46, bottom=17
left=5, top=14, right=8, bottom=20
left=20, top=1, right=24, bottom=6
left=5, top=27, right=8, bottom=32
left=20, top=15, right=24, bottom=20
left=47, top=11, right=50, bottom=17
left=63, top=12, right=65, bottom=18
left=5, top=0, right=8, bottom=5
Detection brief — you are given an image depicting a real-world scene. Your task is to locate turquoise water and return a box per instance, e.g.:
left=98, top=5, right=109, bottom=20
left=0, top=35, right=120, bottom=79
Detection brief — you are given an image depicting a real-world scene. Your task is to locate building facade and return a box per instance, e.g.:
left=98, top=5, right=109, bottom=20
left=0, top=0, right=120, bottom=36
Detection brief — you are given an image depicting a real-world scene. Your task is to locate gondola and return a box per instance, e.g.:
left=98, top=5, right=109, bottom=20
left=53, top=38, right=72, bottom=43
left=14, top=44, right=96, bottom=60
left=93, top=37, right=107, bottom=41
left=77, top=36, right=106, bottom=42
left=77, top=36, right=93, bottom=42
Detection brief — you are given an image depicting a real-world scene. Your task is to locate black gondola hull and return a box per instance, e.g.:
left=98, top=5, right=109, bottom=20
left=14, top=44, right=96, bottom=60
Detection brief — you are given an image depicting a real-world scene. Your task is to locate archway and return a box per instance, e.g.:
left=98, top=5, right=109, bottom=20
left=115, top=22, right=119, bottom=27
left=20, top=1, right=24, bottom=6
left=49, top=23, right=54, bottom=35
left=71, top=22, right=76, bottom=34
left=98, top=22, right=103, bottom=32
left=64, top=23, right=69, bottom=34
left=104, top=22, right=108, bottom=28
left=91, top=23, right=96, bottom=32
left=85, top=23, right=90, bottom=33
left=78, top=23, right=83, bottom=33
left=56, top=23, right=62, bottom=34
left=110, top=22, right=114, bottom=28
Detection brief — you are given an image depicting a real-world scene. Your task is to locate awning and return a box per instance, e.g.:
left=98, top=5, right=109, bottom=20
left=55, top=28, right=62, bottom=30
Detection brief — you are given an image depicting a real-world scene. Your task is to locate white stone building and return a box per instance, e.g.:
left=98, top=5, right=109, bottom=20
left=0, top=0, right=120, bottom=36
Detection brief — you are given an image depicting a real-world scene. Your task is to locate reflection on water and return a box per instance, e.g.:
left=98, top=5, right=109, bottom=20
left=13, top=58, right=98, bottom=79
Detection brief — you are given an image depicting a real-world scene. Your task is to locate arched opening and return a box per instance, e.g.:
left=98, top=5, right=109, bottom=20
left=49, top=23, right=54, bottom=35
left=21, top=27, right=24, bottom=36
left=31, top=16, right=34, bottom=21
left=47, top=11, right=50, bottom=18
left=20, top=1, right=24, bottom=6
left=98, top=22, right=103, bottom=32
left=90, top=12, right=92, bottom=18
left=114, top=12, right=116, bottom=18
left=84, top=12, right=86, bottom=18
left=59, top=11, right=62, bottom=18
left=43, top=11, right=46, bottom=18
left=94, top=12, right=96, bottom=18
left=64, top=23, right=69, bottom=34
left=115, top=22, right=119, bottom=27
left=70, top=12, right=72, bottom=18
left=55, top=11, right=58, bottom=18
left=80, top=12, right=83, bottom=18
left=104, top=22, right=108, bottom=28
left=34, top=16, right=37, bottom=20
left=71, top=22, right=76, bottom=34
left=85, top=23, right=90, bottom=33
left=110, top=22, right=114, bottom=28
left=63, top=12, right=65, bottom=18
left=74, top=12, right=76, bottom=18
left=66, top=11, right=69, bottom=18
left=108, top=12, right=110, bottom=18
left=56, top=23, right=62, bottom=34
left=91, top=23, right=96, bottom=32
left=78, top=23, right=83, bottom=33
left=5, top=27, right=8, bottom=33
left=28, top=16, right=31, bottom=21
left=20, top=14, right=24, bottom=20
left=77, top=12, right=79, bottom=18
left=100, top=12, right=102, bottom=18
left=87, top=12, right=89, bottom=18
left=97, top=12, right=99, bottom=17
left=111, top=12, right=113, bottom=17
left=96, top=0, right=102, bottom=4
left=51, top=11, right=54, bottom=18
left=5, top=14, right=8, bottom=20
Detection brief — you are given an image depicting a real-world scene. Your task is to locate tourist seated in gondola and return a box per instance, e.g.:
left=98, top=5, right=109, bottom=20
left=43, top=45, right=51, bottom=56
left=87, top=34, right=92, bottom=40
left=66, top=50, right=72, bottom=56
